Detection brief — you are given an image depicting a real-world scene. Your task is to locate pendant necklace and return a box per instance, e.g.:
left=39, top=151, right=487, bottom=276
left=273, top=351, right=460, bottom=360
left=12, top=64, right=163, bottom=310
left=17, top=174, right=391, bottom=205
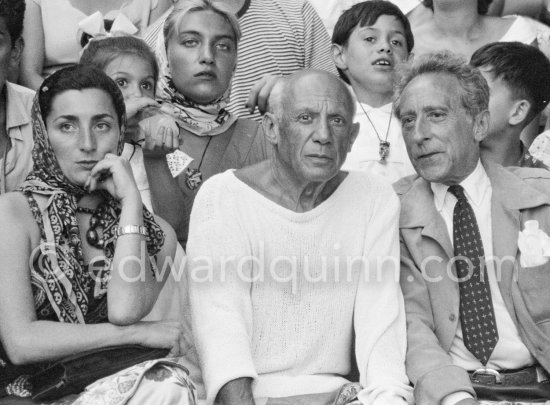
left=358, top=103, right=392, bottom=163
left=185, top=136, right=213, bottom=190
left=76, top=206, right=105, bottom=249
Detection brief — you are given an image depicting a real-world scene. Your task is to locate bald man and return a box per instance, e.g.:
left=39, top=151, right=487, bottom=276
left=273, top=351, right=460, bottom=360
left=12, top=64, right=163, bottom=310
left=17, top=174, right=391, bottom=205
left=186, top=70, right=412, bottom=405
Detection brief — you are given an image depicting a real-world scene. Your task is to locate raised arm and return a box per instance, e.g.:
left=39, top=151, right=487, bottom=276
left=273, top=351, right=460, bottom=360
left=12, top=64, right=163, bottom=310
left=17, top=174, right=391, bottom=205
left=0, top=193, right=184, bottom=366
left=87, top=154, right=177, bottom=324
left=20, top=0, right=46, bottom=90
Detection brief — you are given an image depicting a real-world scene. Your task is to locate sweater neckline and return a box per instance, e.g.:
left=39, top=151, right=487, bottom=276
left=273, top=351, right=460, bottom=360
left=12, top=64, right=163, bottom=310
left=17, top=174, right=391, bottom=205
left=227, top=170, right=356, bottom=220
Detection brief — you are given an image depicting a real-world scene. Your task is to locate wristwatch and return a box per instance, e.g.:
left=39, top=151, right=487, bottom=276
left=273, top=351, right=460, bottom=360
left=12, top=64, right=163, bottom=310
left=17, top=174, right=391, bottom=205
left=116, top=225, right=147, bottom=237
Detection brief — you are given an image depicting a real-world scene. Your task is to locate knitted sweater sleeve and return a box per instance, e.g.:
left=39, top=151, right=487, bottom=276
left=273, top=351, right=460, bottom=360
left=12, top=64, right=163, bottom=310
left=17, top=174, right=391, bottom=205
left=187, top=179, right=258, bottom=405
left=354, top=185, right=413, bottom=405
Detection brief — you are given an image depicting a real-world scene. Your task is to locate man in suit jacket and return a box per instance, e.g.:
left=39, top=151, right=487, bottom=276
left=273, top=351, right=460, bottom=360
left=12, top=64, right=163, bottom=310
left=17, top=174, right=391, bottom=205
left=394, top=52, right=550, bottom=405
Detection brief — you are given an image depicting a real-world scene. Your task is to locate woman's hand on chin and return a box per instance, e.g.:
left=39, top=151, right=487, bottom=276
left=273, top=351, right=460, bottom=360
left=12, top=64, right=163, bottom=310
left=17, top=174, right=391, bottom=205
left=85, top=154, right=141, bottom=205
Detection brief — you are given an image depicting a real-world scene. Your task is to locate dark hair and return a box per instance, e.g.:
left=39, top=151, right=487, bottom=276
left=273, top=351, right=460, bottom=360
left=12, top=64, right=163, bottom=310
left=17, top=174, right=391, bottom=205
left=422, top=0, right=493, bottom=15
left=0, top=0, right=26, bottom=45
left=80, top=36, right=159, bottom=85
left=38, top=65, right=126, bottom=127
left=470, top=41, right=550, bottom=123
left=332, top=0, right=414, bottom=83
left=394, top=51, right=489, bottom=120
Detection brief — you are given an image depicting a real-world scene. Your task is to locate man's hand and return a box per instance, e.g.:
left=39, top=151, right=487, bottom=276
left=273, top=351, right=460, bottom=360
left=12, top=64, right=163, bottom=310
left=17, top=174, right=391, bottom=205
left=218, top=377, right=255, bottom=405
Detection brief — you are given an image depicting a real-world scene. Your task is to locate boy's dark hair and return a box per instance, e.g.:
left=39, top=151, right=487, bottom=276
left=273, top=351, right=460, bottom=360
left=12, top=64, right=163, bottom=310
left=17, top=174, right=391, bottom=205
left=422, top=0, right=493, bottom=15
left=80, top=36, right=159, bottom=85
left=0, top=0, right=26, bottom=45
left=38, top=64, right=126, bottom=127
left=332, top=0, right=414, bottom=83
left=470, top=41, right=550, bottom=123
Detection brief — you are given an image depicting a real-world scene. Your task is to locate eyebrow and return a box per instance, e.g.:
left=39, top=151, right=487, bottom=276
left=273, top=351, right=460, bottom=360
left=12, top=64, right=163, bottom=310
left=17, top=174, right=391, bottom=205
left=358, top=27, right=406, bottom=36
left=54, top=113, right=115, bottom=121
left=178, top=30, right=235, bottom=41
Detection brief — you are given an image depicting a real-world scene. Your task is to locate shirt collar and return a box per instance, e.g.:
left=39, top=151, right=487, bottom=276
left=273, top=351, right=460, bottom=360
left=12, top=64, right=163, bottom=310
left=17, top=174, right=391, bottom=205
left=431, top=160, right=490, bottom=211
left=5, top=82, right=32, bottom=139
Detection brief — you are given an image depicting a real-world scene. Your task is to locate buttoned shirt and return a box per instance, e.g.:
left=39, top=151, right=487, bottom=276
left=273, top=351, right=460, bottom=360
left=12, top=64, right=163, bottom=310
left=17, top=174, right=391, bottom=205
left=1, top=82, right=34, bottom=194
left=431, top=161, right=535, bottom=404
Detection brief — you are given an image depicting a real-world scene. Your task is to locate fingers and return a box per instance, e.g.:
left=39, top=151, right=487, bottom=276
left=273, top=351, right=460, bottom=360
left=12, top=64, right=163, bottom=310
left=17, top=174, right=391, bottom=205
left=126, top=97, right=159, bottom=119
left=85, top=155, right=135, bottom=196
left=139, top=115, right=180, bottom=155
left=245, top=76, right=266, bottom=114
left=245, top=74, right=282, bottom=114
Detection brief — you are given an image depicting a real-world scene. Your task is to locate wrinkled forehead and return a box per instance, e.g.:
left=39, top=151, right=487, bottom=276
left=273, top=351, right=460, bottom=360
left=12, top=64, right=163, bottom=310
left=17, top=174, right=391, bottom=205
left=286, top=75, right=355, bottom=116
left=397, top=73, right=461, bottom=114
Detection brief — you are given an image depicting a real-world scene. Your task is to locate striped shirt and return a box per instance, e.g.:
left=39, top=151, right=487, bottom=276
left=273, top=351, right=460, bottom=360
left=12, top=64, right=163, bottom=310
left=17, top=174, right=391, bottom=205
left=144, top=0, right=337, bottom=121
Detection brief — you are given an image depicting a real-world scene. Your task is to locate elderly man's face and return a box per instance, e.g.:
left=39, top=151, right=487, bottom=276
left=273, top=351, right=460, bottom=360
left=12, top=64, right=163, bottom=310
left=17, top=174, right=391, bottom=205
left=275, top=75, right=358, bottom=183
left=398, top=73, right=485, bottom=185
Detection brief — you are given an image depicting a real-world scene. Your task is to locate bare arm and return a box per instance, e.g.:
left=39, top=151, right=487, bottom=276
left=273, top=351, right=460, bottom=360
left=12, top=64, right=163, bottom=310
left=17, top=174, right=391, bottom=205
left=87, top=155, right=177, bottom=324
left=20, top=0, right=46, bottom=90
left=217, top=378, right=255, bottom=405
left=0, top=193, right=184, bottom=365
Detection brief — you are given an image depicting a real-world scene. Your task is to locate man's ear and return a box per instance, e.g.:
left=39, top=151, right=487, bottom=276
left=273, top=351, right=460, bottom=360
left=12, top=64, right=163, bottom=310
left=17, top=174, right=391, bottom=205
left=9, top=37, right=24, bottom=71
left=262, top=112, right=280, bottom=146
left=473, top=109, right=490, bottom=142
left=331, top=43, right=348, bottom=71
left=509, top=99, right=531, bottom=127
left=348, top=122, right=360, bottom=152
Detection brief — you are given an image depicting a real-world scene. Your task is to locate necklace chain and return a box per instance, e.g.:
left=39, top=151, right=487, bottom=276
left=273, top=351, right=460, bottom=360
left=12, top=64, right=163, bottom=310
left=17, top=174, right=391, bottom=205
left=358, top=103, right=393, bottom=162
left=185, top=135, right=213, bottom=190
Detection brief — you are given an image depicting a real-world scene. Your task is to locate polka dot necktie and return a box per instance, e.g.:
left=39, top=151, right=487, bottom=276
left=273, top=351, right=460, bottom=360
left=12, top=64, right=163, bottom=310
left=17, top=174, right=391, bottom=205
left=448, top=185, right=499, bottom=366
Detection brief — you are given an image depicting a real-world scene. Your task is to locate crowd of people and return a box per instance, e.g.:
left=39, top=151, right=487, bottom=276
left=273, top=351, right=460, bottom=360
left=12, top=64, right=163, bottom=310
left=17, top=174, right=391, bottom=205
left=1, top=0, right=550, bottom=404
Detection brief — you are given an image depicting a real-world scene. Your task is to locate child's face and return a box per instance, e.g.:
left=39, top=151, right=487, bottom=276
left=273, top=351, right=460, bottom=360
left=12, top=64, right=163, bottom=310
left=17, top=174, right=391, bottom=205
left=336, top=15, right=408, bottom=95
left=478, top=68, right=519, bottom=138
left=104, top=54, right=155, bottom=100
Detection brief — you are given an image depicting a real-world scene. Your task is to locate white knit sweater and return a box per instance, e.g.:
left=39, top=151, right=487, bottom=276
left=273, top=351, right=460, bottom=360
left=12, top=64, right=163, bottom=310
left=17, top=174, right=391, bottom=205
left=187, top=170, right=412, bottom=405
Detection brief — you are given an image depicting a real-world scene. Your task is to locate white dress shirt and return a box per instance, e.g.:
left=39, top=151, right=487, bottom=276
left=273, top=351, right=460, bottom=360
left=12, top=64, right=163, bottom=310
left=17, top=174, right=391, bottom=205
left=342, top=101, right=416, bottom=184
left=431, top=161, right=535, bottom=405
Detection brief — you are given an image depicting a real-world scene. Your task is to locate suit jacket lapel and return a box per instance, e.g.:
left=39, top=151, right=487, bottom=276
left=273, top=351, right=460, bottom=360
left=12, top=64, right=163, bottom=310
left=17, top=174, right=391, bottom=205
left=399, top=176, right=454, bottom=259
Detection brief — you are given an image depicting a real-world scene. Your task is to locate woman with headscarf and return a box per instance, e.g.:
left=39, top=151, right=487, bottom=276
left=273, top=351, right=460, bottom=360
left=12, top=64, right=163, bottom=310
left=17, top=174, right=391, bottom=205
left=0, top=65, right=191, bottom=402
left=144, top=0, right=270, bottom=249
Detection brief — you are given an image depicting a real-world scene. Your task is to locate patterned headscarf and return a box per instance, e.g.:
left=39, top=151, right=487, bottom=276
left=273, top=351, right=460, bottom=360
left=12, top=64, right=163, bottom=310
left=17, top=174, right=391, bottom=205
left=153, top=24, right=238, bottom=136
left=18, top=96, right=165, bottom=324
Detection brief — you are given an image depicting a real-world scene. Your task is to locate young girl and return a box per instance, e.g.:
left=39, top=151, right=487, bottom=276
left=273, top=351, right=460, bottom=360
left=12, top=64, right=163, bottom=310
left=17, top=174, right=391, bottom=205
left=80, top=36, right=179, bottom=211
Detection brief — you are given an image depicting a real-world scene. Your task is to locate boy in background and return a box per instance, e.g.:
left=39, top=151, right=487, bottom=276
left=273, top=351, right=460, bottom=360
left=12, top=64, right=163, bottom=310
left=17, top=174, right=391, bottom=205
left=0, top=0, right=34, bottom=194
left=470, top=41, right=550, bottom=168
left=332, top=0, right=416, bottom=183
